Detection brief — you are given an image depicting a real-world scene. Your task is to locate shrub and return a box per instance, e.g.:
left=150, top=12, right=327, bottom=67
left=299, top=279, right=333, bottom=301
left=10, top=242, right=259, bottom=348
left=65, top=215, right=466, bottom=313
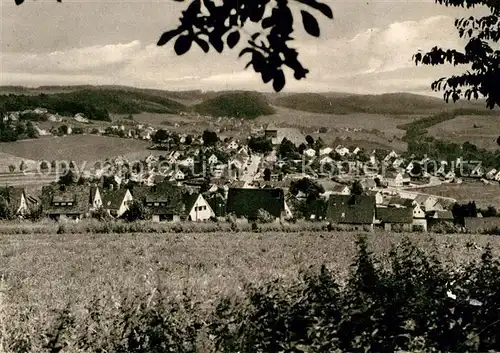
left=122, top=200, right=150, bottom=222
left=256, top=208, right=275, bottom=223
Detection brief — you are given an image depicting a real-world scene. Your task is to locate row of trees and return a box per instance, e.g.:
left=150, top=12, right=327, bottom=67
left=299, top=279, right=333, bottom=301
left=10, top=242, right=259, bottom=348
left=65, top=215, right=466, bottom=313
left=0, top=119, right=38, bottom=142
left=406, top=137, right=500, bottom=169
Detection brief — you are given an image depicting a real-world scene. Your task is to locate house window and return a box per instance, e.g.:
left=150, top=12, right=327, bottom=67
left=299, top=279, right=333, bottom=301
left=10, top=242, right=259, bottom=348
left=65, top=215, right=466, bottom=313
left=54, top=202, right=60, bottom=206
left=341, top=212, right=345, bottom=218
left=154, top=202, right=159, bottom=206
left=67, top=202, right=73, bottom=206
left=61, top=202, right=66, bottom=206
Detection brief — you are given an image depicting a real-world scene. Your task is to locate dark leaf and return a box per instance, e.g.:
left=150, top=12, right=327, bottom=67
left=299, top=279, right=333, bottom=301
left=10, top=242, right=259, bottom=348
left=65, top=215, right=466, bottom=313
left=174, top=35, right=192, bottom=55
left=185, top=0, right=201, bottom=16
left=194, top=37, right=209, bottom=53
left=251, top=33, right=261, bottom=41
left=14, top=0, right=24, bottom=4
left=227, top=31, right=240, bottom=49
left=295, top=0, right=333, bottom=19
left=249, top=4, right=265, bottom=22
left=301, top=10, right=320, bottom=37
left=252, top=52, right=266, bottom=73
left=262, top=69, right=273, bottom=83
left=273, top=70, right=286, bottom=92
left=239, top=48, right=255, bottom=58
left=157, top=29, right=181, bottom=46
left=209, top=34, right=224, bottom=53
left=262, top=16, right=274, bottom=29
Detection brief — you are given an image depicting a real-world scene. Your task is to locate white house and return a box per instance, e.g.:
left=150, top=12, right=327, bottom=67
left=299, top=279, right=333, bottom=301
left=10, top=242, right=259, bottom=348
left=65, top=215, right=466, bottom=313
left=351, top=147, right=361, bottom=155
left=175, top=170, right=186, bottom=180
left=185, top=193, right=215, bottom=221
left=406, top=161, right=415, bottom=173
left=319, top=147, right=333, bottom=156
left=495, top=171, right=500, bottom=182
left=74, top=113, right=89, bottom=123
left=486, top=168, right=498, bottom=180
left=180, top=157, right=195, bottom=167
left=319, top=156, right=334, bottom=165
left=303, top=148, right=316, bottom=158
left=414, top=194, right=443, bottom=212
left=276, top=160, right=287, bottom=168
left=445, top=170, right=456, bottom=180
left=384, top=150, right=399, bottom=162
left=208, top=154, right=218, bottom=165
left=229, top=158, right=244, bottom=170
left=103, top=188, right=133, bottom=217
left=227, top=140, right=239, bottom=150
left=470, top=165, right=485, bottom=178
left=145, top=154, right=159, bottom=164
left=89, top=187, right=103, bottom=211
left=169, top=151, right=181, bottom=161
left=212, top=164, right=226, bottom=178
left=335, top=145, right=350, bottom=156
left=410, top=201, right=428, bottom=232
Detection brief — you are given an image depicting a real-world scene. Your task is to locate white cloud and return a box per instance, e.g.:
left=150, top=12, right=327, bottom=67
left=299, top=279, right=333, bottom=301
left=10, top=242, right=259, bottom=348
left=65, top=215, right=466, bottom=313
left=0, top=15, right=469, bottom=95
left=1, top=40, right=142, bottom=74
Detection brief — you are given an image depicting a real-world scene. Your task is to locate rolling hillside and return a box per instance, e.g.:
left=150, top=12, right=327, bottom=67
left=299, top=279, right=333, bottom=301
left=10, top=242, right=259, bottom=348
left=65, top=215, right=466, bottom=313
left=193, top=91, right=275, bottom=119
left=0, top=88, right=187, bottom=119
left=272, top=92, right=493, bottom=115
left=0, top=85, right=496, bottom=120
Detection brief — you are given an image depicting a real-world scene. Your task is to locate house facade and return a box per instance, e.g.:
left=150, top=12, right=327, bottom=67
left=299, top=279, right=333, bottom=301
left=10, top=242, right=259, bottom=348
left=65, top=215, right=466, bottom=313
left=103, top=188, right=133, bottom=217
left=326, top=195, right=376, bottom=230
left=226, top=187, right=286, bottom=222
left=184, top=193, right=215, bottom=221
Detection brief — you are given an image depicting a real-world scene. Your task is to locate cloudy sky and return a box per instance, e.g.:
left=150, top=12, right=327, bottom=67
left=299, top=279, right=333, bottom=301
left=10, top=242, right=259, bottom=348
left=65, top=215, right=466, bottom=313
left=0, top=0, right=486, bottom=95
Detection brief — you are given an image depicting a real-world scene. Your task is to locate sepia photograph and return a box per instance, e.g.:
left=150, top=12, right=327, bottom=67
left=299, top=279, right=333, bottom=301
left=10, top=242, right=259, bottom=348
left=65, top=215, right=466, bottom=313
left=1, top=0, right=500, bottom=351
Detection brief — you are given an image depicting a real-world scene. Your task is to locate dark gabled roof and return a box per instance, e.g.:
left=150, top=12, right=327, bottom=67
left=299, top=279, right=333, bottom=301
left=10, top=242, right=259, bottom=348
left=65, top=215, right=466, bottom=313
left=90, top=186, right=99, bottom=205
left=388, top=197, right=414, bottom=208
left=428, top=210, right=454, bottom=220
left=102, top=188, right=129, bottom=210
left=326, top=195, right=376, bottom=224
left=183, top=193, right=199, bottom=214
left=144, top=182, right=184, bottom=215
left=227, top=187, right=285, bottom=219
left=2, top=187, right=26, bottom=213
left=128, top=186, right=150, bottom=202
left=376, top=206, right=413, bottom=224
left=206, top=193, right=226, bottom=217
left=41, top=185, right=91, bottom=215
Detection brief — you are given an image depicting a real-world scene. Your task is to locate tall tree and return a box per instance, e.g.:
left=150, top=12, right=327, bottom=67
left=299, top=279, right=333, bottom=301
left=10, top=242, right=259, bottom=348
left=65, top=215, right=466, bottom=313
left=351, top=180, right=364, bottom=195
left=414, top=0, right=500, bottom=109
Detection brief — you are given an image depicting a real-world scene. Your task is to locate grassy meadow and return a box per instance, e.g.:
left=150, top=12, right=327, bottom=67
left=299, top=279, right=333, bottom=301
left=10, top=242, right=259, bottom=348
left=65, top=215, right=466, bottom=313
left=427, top=114, right=500, bottom=150
left=2, top=229, right=500, bottom=352
left=0, top=135, right=152, bottom=165
left=420, top=182, right=500, bottom=209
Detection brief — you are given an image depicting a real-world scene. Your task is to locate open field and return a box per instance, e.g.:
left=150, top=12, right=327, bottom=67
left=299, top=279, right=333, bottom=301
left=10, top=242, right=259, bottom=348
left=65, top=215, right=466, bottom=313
left=2, top=230, right=500, bottom=352
left=0, top=135, right=152, bottom=164
left=257, top=107, right=413, bottom=151
left=1, top=231, right=498, bottom=313
left=427, top=114, right=500, bottom=150
left=419, top=181, right=500, bottom=209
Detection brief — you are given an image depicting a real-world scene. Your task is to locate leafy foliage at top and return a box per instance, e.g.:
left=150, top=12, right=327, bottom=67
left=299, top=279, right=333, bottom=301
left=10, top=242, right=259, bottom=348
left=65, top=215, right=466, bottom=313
left=194, top=91, right=275, bottom=119
left=414, top=0, right=500, bottom=109
left=156, top=0, right=334, bottom=92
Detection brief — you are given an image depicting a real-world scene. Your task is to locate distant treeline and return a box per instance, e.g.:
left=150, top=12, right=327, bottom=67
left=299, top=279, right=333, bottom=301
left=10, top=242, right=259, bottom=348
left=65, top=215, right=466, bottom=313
left=406, top=137, right=500, bottom=169
left=0, top=89, right=187, bottom=121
